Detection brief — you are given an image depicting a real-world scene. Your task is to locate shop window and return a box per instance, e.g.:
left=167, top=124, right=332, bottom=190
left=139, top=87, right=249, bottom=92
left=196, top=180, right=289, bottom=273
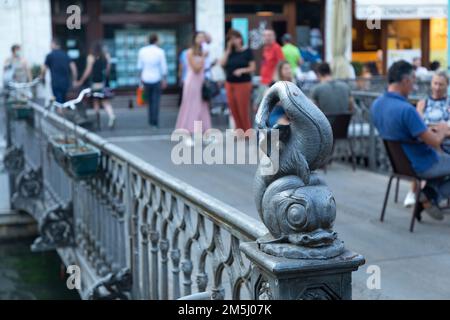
left=101, top=0, right=192, bottom=14
left=386, top=20, right=421, bottom=67
left=352, top=19, right=381, bottom=52
left=103, top=24, right=193, bottom=89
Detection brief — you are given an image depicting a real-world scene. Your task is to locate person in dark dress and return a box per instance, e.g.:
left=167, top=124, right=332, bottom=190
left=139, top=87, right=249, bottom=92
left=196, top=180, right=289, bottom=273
left=221, top=29, right=256, bottom=134
left=76, top=41, right=116, bottom=128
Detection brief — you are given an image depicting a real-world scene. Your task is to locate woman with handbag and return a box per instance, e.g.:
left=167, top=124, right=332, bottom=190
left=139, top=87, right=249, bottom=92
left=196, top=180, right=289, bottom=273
left=175, top=32, right=212, bottom=145
left=221, top=29, right=255, bottom=136
left=76, top=41, right=116, bottom=129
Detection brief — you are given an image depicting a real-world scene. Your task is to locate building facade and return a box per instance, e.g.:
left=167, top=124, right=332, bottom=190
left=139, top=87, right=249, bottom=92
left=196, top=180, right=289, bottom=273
left=352, top=0, right=448, bottom=73
left=1, top=0, right=350, bottom=91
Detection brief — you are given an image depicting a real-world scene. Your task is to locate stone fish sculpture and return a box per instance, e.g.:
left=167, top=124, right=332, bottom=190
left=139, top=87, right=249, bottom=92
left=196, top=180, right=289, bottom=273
left=254, top=81, right=345, bottom=259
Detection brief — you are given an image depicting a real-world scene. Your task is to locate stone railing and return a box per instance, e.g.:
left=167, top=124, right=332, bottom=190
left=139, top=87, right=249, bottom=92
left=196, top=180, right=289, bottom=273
left=3, top=82, right=364, bottom=300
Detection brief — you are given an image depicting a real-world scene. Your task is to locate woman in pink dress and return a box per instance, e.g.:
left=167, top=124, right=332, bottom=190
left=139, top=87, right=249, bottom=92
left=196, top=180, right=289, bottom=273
left=175, top=32, right=212, bottom=143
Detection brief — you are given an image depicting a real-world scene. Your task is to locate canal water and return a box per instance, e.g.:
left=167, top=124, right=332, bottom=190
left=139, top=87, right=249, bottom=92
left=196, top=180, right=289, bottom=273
left=0, top=238, right=80, bottom=300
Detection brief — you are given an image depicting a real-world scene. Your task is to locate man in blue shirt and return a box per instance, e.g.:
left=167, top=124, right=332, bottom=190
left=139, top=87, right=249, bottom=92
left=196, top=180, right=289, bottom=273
left=41, top=38, right=77, bottom=103
left=372, top=60, right=450, bottom=220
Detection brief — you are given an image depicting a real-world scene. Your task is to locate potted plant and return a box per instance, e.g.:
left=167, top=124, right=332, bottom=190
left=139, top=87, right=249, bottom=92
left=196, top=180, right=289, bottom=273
left=64, top=143, right=101, bottom=179
left=48, top=135, right=77, bottom=167
left=9, top=102, right=34, bottom=120
left=49, top=88, right=101, bottom=180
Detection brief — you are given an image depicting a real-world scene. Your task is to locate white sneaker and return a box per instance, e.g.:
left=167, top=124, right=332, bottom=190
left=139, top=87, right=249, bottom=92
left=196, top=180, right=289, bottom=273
left=403, top=191, right=416, bottom=208
left=108, top=115, right=116, bottom=128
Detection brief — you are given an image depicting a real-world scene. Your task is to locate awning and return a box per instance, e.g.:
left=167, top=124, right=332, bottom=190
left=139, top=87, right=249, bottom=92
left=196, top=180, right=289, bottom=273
left=355, top=0, right=448, bottom=20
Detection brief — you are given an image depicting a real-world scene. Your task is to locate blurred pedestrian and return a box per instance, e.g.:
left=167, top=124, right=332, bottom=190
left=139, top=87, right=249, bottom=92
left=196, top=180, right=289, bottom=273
left=137, top=33, right=168, bottom=129
left=41, top=38, right=78, bottom=103
left=281, top=34, right=302, bottom=76
left=268, top=61, right=294, bottom=127
left=75, top=41, right=116, bottom=128
left=311, top=62, right=353, bottom=114
left=413, top=57, right=429, bottom=81
left=221, top=29, right=255, bottom=134
left=3, top=44, right=31, bottom=85
left=362, top=62, right=379, bottom=79
left=254, top=29, right=284, bottom=110
left=430, top=61, right=441, bottom=72
left=275, top=60, right=294, bottom=83
left=175, top=32, right=212, bottom=145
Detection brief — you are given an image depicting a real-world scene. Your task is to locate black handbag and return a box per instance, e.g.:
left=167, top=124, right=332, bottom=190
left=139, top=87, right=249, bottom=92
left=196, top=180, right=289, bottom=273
left=202, top=79, right=220, bottom=101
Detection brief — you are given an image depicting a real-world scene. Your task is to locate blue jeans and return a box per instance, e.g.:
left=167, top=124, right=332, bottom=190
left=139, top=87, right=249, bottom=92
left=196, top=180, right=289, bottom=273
left=52, top=86, right=68, bottom=104
left=144, top=82, right=161, bottom=126
left=418, top=152, right=450, bottom=205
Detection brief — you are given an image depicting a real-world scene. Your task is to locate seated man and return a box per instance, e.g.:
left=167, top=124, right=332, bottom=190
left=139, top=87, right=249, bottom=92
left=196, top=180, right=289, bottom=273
left=311, top=62, right=354, bottom=115
left=371, top=60, right=450, bottom=220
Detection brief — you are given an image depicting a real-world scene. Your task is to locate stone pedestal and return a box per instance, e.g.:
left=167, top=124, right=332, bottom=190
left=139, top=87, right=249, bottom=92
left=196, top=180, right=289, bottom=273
left=241, top=242, right=365, bottom=300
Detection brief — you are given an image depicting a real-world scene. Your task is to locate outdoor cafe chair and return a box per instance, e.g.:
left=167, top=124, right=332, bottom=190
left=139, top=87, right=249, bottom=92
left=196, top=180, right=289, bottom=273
left=324, top=113, right=356, bottom=171
left=382, top=140, right=450, bottom=232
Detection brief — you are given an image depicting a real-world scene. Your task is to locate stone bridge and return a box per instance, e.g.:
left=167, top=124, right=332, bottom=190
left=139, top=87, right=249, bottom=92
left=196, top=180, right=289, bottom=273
left=0, top=84, right=369, bottom=300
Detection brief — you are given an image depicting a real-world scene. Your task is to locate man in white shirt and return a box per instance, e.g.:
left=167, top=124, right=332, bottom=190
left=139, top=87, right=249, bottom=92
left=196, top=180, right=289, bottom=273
left=137, top=34, right=168, bottom=128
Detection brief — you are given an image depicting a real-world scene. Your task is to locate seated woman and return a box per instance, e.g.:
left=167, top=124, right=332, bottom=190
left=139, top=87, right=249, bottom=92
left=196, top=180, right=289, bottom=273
left=404, top=71, right=450, bottom=207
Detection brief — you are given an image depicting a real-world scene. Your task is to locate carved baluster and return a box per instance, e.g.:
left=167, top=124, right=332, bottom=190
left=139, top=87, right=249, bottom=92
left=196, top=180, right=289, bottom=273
left=149, top=230, right=160, bottom=300
left=196, top=271, right=208, bottom=293
left=116, top=203, right=126, bottom=268
left=105, top=197, right=114, bottom=270
left=99, top=191, right=111, bottom=275
left=159, top=237, right=169, bottom=300
left=88, top=182, right=97, bottom=264
left=131, top=200, right=140, bottom=299
left=170, top=245, right=181, bottom=299
left=140, top=222, right=150, bottom=299
left=181, top=258, right=193, bottom=297
left=196, top=215, right=210, bottom=293
left=94, top=184, right=105, bottom=272
left=211, top=287, right=225, bottom=301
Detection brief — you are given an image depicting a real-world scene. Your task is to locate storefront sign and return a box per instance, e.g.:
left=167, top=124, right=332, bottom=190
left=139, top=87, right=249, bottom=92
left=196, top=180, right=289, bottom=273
left=356, top=0, right=448, bottom=19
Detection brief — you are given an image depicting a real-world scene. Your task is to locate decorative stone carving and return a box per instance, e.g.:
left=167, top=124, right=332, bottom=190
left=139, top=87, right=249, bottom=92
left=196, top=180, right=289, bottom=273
left=15, top=167, right=43, bottom=199
left=299, top=286, right=338, bottom=300
left=87, top=268, right=132, bottom=300
left=3, top=146, right=24, bottom=173
left=254, top=81, right=345, bottom=259
left=196, top=273, right=208, bottom=292
left=211, top=287, right=225, bottom=300
left=257, top=279, right=273, bottom=300
left=31, top=202, right=75, bottom=252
